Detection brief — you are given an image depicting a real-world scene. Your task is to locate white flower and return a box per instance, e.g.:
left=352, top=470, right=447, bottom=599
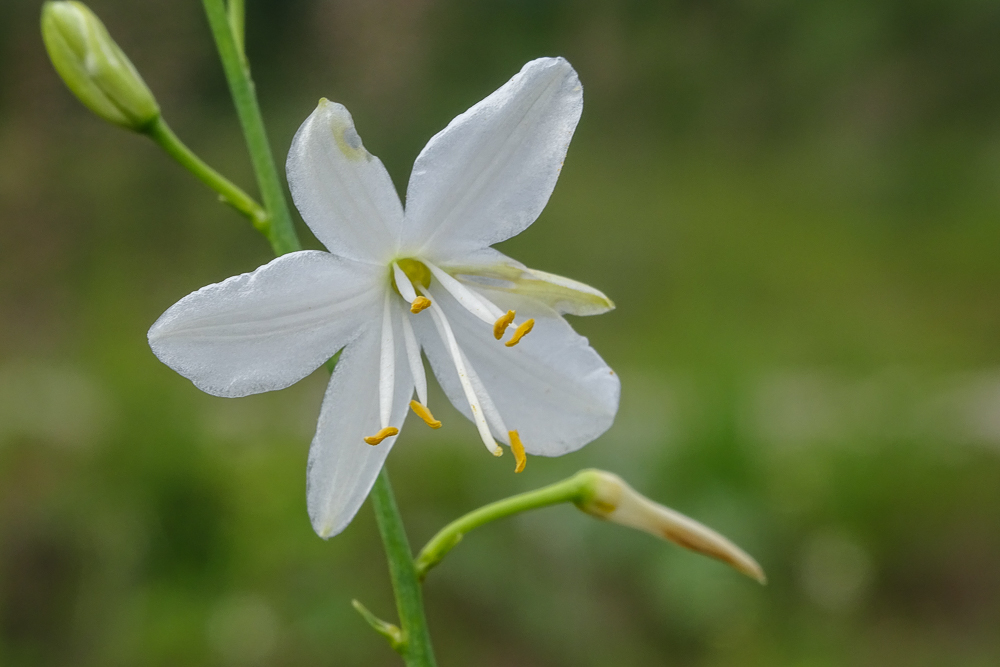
left=148, top=57, right=620, bottom=538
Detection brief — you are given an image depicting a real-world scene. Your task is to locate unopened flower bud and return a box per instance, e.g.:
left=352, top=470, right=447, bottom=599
left=41, top=1, right=160, bottom=132
left=575, top=470, right=766, bottom=584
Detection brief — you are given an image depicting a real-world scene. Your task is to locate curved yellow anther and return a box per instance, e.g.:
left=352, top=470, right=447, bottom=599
left=509, top=430, right=527, bottom=473
left=364, top=427, right=399, bottom=445
left=504, top=319, right=535, bottom=347
left=493, top=310, right=516, bottom=340
left=410, top=296, right=432, bottom=314
left=409, top=400, right=442, bottom=429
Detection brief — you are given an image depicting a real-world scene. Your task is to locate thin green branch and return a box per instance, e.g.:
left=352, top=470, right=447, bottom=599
left=352, top=599, right=404, bottom=652
left=370, top=469, right=438, bottom=667
left=414, top=471, right=596, bottom=581
left=202, top=0, right=299, bottom=256
left=145, top=117, right=267, bottom=230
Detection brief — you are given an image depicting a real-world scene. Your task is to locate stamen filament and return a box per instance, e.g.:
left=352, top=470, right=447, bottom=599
left=493, top=310, right=515, bottom=340
left=410, top=400, right=442, bottom=429
left=391, top=262, right=418, bottom=302
left=364, top=427, right=399, bottom=446
left=378, top=292, right=395, bottom=429
left=394, top=262, right=432, bottom=313
left=424, top=261, right=500, bottom=324
left=458, top=345, right=509, bottom=441
left=400, top=315, right=427, bottom=406
left=421, top=286, right=502, bottom=456
left=505, top=319, right=535, bottom=347
left=509, top=430, right=527, bottom=473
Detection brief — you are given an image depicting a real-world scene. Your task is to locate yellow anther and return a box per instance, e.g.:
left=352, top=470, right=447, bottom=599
left=409, top=400, right=442, bottom=429
left=363, top=427, right=399, bottom=445
left=509, top=430, right=527, bottom=473
left=492, top=446, right=503, bottom=457
left=504, top=319, right=535, bottom=347
left=410, top=296, right=432, bottom=314
left=493, top=310, right=516, bottom=340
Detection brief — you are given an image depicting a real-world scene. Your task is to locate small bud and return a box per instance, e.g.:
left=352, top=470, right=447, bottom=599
left=575, top=470, right=766, bottom=584
left=41, top=1, right=160, bottom=132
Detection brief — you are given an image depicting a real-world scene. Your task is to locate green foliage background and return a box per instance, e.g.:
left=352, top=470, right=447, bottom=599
left=2, top=0, right=1000, bottom=665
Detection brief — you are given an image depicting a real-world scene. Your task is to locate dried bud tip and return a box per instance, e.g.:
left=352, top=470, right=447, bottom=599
left=575, top=470, right=766, bottom=584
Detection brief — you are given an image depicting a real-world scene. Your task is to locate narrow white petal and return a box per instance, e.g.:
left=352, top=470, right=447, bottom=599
left=307, top=318, right=414, bottom=538
left=424, top=260, right=500, bottom=324
left=442, top=247, right=614, bottom=316
left=401, top=315, right=427, bottom=406
left=402, top=58, right=583, bottom=258
left=412, top=287, right=619, bottom=457
left=421, top=287, right=500, bottom=455
left=379, top=293, right=396, bottom=429
left=392, top=262, right=418, bottom=303
left=287, top=100, right=404, bottom=263
left=148, top=251, right=382, bottom=397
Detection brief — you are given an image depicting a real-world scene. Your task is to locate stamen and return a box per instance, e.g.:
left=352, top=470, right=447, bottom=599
left=410, top=296, right=432, bottom=313
left=400, top=315, right=427, bottom=406
left=493, top=310, right=516, bottom=340
left=504, top=319, right=535, bottom=347
left=391, top=262, right=418, bottom=302
left=378, top=293, right=395, bottom=429
left=393, top=263, right=432, bottom=314
left=509, top=430, right=527, bottom=473
left=421, top=286, right=502, bottom=456
left=410, top=400, right=442, bottom=429
left=364, top=427, right=398, bottom=446
left=424, top=261, right=500, bottom=324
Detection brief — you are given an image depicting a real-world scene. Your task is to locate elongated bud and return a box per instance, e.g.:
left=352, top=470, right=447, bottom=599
left=41, top=1, right=160, bottom=132
left=575, top=470, right=766, bottom=584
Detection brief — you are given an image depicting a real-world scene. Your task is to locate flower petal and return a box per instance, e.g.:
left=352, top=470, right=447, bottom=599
left=148, top=251, right=383, bottom=398
left=307, top=311, right=414, bottom=538
left=287, top=99, right=404, bottom=263
left=413, top=286, right=619, bottom=457
left=402, top=57, right=583, bottom=258
left=441, top=248, right=614, bottom=316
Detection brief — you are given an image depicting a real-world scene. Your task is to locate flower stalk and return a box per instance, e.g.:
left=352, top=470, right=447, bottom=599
left=145, top=117, right=268, bottom=230
left=202, top=0, right=299, bottom=256
left=416, top=469, right=766, bottom=585
left=370, top=469, right=438, bottom=666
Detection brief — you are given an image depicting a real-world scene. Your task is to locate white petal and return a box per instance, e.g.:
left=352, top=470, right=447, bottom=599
left=148, top=251, right=383, bottom=398
left=307, top=312, right=414, bottom=538
left=441, top=248, right=614, bottom=316
left=412, top=286, right=619, bottom=457
left=287, top=100, right=404, bottom=263
left=402, top=57, right=583, bottom=257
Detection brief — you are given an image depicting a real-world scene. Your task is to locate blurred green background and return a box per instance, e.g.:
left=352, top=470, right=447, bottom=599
left=3, top=0, right=1000, bottom=665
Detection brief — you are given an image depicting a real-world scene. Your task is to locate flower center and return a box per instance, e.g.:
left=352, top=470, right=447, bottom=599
left=390, top=258, right=431, bottom=294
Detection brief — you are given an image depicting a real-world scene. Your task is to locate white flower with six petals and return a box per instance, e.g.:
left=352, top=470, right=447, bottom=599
left=148, top=57, right=620, bottom=537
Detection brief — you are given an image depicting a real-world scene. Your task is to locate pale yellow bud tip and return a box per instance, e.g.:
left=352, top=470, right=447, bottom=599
left=508, top=430, right=527, bottom=473
left=409, top=400, right=441, bottom=429
left=410, top=296, right=432, bottom=314
left=504, top=319, right=534, bottom=347
left=577, top=470, right=766, bottom=584
left=493, top=310, right=516, bottom=340
left=363, top=427, right=399, bottom=445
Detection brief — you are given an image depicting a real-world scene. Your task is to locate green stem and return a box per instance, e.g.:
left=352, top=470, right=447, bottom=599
left=202, top=0, right=299, bottom=256
left=145, top=117, right=267, bottom=230
left=414, top=470, right=596, bottom=581
left=370, top=469, right=438, bottom=667
left=227, top=0, right=246, bottom=66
